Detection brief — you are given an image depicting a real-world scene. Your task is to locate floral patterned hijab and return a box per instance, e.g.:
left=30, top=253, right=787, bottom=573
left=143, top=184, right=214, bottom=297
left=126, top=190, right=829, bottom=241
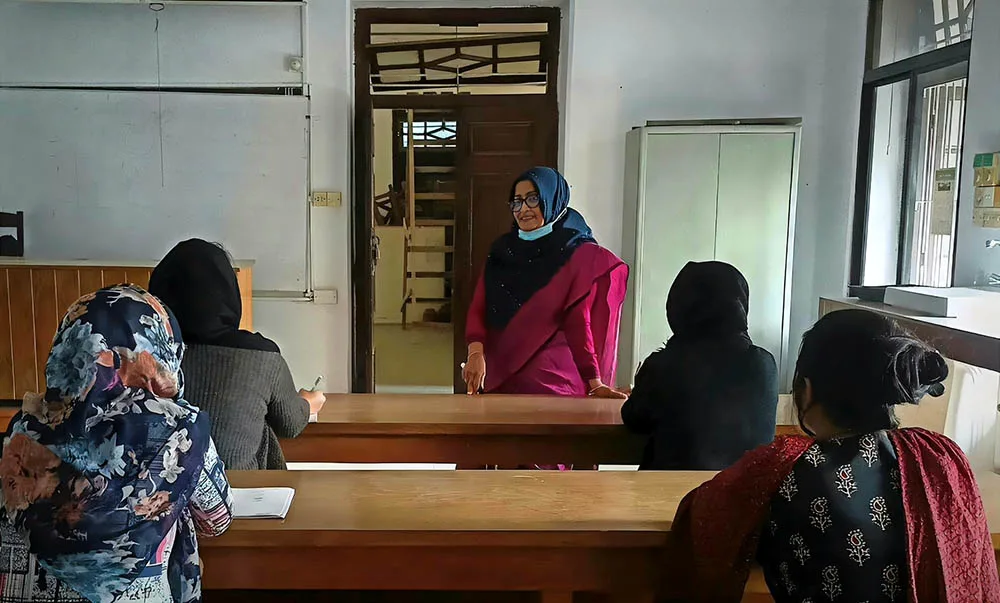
left=0, top=285, right=211, bottom=603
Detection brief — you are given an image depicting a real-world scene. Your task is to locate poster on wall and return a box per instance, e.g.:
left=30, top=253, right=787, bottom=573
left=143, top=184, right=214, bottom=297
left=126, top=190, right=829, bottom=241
left=930, top=168, right=956, bottom=235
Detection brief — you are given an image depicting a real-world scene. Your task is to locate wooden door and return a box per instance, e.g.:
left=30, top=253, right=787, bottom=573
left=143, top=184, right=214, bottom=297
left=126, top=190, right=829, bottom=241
left=453, top=98, right=559, bottom=392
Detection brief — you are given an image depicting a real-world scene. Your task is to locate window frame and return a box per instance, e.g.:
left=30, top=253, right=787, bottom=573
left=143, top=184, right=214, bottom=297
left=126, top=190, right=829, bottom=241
left=849, top=0, right=972, bottom=287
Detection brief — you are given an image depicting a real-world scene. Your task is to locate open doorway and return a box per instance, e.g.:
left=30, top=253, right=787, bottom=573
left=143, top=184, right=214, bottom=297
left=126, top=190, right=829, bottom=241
left=372, top=109, right=457, bottom=392
left=352, top=8, right=562, bottom=393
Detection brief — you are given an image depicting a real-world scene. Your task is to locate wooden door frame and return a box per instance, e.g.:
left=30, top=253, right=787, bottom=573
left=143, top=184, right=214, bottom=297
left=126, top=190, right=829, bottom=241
left=352, top=6, right=561, bottom=393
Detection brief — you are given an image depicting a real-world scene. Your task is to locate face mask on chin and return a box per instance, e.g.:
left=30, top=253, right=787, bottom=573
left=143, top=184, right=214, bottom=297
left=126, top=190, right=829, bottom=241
left=517, top=208, right=567, bottom=241
left=518, top=221, right=554, bottom=241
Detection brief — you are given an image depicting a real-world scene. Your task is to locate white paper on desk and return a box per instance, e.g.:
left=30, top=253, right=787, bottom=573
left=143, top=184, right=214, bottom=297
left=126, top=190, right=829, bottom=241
left=308, top=413, right=318, bottom=423
left=232, top=488, right=295, bottom=519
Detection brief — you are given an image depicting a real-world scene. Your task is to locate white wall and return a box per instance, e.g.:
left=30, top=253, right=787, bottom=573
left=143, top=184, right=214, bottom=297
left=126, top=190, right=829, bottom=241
left=0, top=0, right=867, bottom=392
left=563, top=0, right=867, bottom=380
left=0, top=3, right=302, bottom=86
left=283, top=0, right=352, bottom=390
left=0, top=0, right=354, bottom=392
left=954, top=0, right=1000, bottom=285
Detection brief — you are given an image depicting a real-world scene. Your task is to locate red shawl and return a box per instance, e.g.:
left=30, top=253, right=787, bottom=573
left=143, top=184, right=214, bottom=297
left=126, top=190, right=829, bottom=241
left=672, top=428, right=1000, bottom=602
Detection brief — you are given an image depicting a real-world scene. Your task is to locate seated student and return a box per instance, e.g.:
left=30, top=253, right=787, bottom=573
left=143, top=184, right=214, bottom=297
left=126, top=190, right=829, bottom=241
left=149, top=238, right=324, bottom=470
left=0, top=285, right=232, bottom=602
left=671, top=309, right=1000, bottom=602
left=621, top=261, right=777, bottom=470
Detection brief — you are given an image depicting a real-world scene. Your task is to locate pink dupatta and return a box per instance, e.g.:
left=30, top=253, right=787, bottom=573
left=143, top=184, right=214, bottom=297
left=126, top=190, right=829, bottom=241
left=482, top=243, right=628, bottom=394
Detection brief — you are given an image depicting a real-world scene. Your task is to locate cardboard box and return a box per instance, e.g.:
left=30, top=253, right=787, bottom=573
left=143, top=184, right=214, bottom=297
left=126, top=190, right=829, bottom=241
left=974, top=152, right=1000, bottom=187
left=974, top=186, right=1000, bottom=208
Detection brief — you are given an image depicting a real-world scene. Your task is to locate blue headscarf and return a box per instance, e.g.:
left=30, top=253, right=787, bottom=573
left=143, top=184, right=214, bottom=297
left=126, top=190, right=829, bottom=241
left=0, top=285, right=211, bottom=602
left=483, top=167, right=596, bottom=330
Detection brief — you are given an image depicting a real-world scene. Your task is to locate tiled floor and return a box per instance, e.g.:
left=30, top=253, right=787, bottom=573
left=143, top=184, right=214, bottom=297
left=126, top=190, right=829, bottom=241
left=374, top=323, right=454, bottom=390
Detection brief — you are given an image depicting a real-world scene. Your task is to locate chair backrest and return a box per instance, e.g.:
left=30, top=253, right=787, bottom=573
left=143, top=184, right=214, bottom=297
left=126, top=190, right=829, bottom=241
left=0, top=211, right=21, bottom=229
left=0, top=211, right=24, bottom=256
left=776, top=393, right=796, bottom=425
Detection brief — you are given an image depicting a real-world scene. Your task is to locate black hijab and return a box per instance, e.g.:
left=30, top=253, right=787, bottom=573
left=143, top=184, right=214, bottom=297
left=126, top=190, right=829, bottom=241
left=483, top=167, right=596, bottom=330
left=665, top=261, right=751, bottom=346
left=149, top=239, right=279, bottom=353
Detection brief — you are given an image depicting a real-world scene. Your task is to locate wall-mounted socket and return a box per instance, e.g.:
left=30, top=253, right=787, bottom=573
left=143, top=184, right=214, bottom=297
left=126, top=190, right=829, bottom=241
left=313, top=289, right=338, bottom=305
left=311, top=191, right=342, bottom=207
left=288, top=56, right=304, bottom=73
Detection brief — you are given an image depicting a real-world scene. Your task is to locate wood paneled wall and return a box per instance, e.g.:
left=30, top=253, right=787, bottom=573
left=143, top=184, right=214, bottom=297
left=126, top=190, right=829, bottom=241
left=0, top=264, right=251, bottom=402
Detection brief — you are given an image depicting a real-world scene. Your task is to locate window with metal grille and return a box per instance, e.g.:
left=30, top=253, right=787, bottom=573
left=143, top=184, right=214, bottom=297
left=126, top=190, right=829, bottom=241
left=402, top=120, right=458, bottom=149
left=850, top=0, right=973, bottom=287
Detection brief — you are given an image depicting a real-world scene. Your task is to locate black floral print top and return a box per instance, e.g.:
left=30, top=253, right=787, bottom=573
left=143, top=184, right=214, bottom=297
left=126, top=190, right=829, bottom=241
left=756, top=432, right=907, bottom=602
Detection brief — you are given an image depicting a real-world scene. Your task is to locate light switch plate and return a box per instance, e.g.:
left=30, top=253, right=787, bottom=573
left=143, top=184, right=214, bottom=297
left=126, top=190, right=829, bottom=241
left=311, top=191, right=342, bottom=207
left=313, top=289, right=338, bottom=305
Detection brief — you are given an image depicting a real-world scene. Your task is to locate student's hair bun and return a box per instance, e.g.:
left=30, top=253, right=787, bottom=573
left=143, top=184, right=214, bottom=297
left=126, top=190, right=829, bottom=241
left=794, top=309, right=948, bottom=432
left=885, top=337, right=948, bottom=405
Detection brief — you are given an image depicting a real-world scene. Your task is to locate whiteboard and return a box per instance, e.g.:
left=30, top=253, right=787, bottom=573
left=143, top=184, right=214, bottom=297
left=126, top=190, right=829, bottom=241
left=0, top=89, right=308, bottom=290
left=0, top=3, right=302, bottom=87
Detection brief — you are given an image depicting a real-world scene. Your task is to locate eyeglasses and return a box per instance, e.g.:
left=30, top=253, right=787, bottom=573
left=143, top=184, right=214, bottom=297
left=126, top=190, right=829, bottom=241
left=509, top=193, right=541, bottom=212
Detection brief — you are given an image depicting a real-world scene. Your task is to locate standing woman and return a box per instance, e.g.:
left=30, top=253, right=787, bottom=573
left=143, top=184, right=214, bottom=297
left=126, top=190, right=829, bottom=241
left=462, top=167, right=628, bottom=398
left=150, top=239, right=324, bottom=471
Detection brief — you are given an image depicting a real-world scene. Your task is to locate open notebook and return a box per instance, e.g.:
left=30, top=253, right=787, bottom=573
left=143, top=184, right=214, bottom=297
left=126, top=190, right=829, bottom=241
left=232, top=488, right=295, bottom=519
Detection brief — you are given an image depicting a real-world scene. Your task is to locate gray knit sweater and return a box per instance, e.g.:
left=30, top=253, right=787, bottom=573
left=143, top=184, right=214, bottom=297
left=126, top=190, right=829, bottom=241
left=181, top=344, right=309, bottom=470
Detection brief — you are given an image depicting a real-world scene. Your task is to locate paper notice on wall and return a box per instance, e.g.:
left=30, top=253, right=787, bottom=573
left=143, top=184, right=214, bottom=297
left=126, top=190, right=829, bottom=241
left=931, top=168, right=956, bottom=235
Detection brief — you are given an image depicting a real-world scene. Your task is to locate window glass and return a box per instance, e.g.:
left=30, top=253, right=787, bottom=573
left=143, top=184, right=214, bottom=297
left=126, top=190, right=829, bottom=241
left=873, top=0, right=973, bottom=68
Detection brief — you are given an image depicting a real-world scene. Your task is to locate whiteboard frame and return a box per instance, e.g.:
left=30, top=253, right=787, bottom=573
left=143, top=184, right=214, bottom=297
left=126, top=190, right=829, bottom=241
left=1, top=87, right=312, bottom=294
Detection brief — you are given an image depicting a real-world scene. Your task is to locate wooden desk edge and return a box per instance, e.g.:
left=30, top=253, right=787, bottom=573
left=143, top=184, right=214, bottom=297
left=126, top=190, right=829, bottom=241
left=204, top=529, right=672, bottom=549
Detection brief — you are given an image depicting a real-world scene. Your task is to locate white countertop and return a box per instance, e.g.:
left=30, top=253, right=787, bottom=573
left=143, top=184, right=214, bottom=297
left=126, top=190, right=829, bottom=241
left=823, top=297, right=1000, bottom=341
left=0, top=258, right=254, bottom=269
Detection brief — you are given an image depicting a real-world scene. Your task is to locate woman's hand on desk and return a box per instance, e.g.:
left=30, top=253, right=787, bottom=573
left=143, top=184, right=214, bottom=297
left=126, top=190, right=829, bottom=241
left=463, top=344, right=487, bottom=395
left=588, top=380, right=628, bottom=400
left=298, top=389, right=326, bottom=416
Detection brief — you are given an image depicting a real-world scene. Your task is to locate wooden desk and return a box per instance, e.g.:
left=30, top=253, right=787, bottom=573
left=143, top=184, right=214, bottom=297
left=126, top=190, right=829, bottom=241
left=202, top=470, right=699, bottom=601
left=201, top=470, right=1000, bottom=601
left=281, top=394, right=647, bottom=466
left=281, top=394, right=802, bottom=466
